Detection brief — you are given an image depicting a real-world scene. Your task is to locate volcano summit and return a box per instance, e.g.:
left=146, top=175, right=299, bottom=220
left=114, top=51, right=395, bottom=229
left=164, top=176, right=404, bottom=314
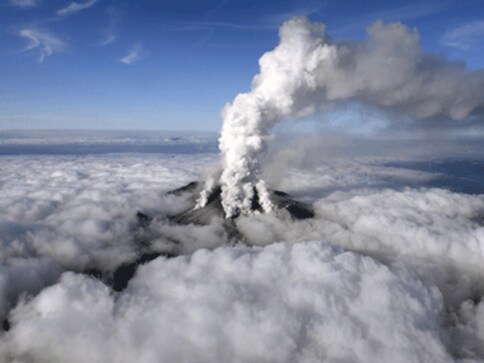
left=169, top=181, right=314, bottom=225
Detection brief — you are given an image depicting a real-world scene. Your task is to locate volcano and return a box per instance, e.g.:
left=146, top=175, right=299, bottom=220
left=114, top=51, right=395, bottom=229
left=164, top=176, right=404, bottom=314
left=168, top=181, right=314, bottom=224
left=117, top=181, right=315, bottom=292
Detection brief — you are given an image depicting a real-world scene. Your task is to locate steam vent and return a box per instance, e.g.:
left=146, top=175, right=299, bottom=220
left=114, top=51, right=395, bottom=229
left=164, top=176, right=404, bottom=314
left=169, top=181, right=314, bottom=225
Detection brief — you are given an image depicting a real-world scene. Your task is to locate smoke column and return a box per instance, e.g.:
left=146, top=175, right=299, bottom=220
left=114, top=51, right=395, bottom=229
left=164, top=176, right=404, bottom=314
left=204, top=17, right=484, bottom=218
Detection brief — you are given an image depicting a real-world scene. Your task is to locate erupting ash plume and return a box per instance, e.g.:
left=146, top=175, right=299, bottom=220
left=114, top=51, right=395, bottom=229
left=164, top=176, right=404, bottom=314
left=200, top=17, right=484, bottom=218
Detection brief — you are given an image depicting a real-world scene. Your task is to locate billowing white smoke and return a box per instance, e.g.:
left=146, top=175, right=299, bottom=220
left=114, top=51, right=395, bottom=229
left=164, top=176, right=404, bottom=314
left=214, top=17, right=484, bottom=217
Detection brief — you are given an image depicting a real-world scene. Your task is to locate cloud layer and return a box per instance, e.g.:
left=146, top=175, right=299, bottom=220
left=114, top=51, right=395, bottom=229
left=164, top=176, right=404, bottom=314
left=1, top=242, right=453, bottom=363
left=0, top=151, right=216, bottom=318
left=0, top=133, right=483, bottom=361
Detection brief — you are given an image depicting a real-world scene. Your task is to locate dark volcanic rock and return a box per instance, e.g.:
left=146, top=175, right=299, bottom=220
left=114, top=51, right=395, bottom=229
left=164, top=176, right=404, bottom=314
left=110, top=252, right=165, bottom=292
left=271, top=190, right=315, bottom=219
left=83, top=252, right=170, bottom=292
left=169, top=181, right=314, bottom=225
left=167, top=181, right=199, bottom=195
left=170, top=185, right=224, bottom=225
left=2, top=319, right=10, bottom=332
left=136, top=211, right=153, bottom=228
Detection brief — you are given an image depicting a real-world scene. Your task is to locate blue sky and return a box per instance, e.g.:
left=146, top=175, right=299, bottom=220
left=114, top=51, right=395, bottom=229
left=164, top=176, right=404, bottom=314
left=1, top=0, right=483, bottom=131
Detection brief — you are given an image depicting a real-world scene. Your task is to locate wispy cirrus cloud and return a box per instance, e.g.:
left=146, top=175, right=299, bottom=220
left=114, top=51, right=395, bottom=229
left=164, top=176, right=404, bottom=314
left=56, top=0, right=98, bottom=17
left=98, top=29, right=116, bottom=46
left=171, top=20, right=276, bottom=32
left=95, top=8, right=120, bottom=46
left=441, top=20, right=484, bottom=50
left=8, top=0, right=38, bottom=8
left=18, top=28, right=65, bottom=62
left=119, top=43, right=143, bottom=65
